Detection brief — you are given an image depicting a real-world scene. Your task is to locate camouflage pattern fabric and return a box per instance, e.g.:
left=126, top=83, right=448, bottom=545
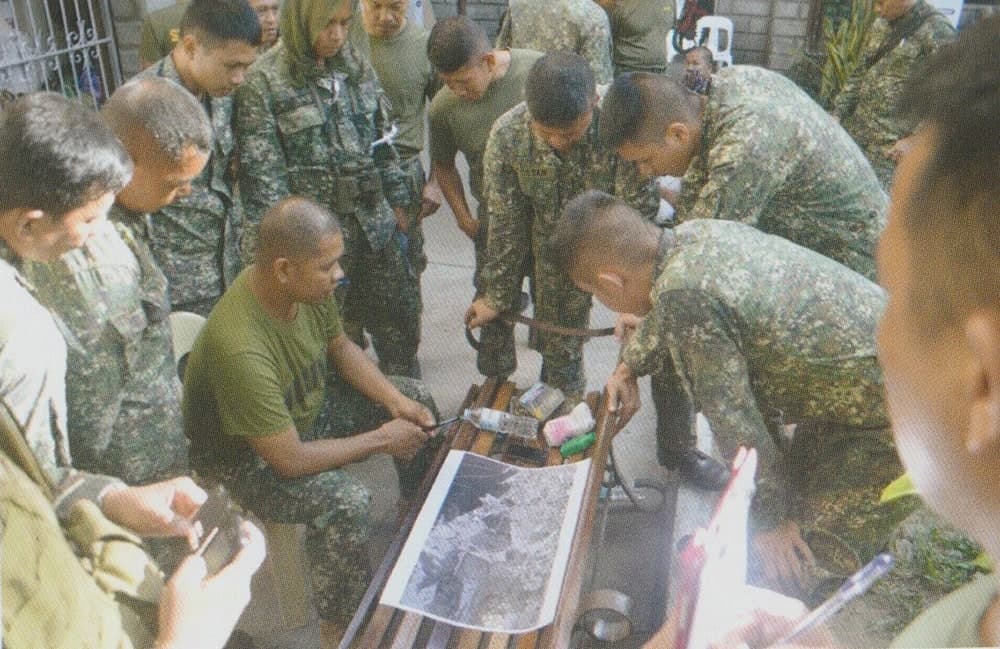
left=23, top=205, right=188, bottom=485
left=138, top=1, right=188, bottom=66
left=675, top=66, right=888, bottom=280
left=832, top=0, right=955, bottom=188
left=496, top=0, right=614, bottom=84
left=235, top=42, right=421, bottom=376
left=622, top=221, right=895, bottom=539
left=479, top=102, right=659, bottom=397
left=135, top=56, right=243, bottom=317
left=0, top=241, right=74, bottom=485
left=209, top=375, right=437, bottom=627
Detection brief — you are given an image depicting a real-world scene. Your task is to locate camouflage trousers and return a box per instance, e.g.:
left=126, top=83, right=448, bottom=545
left=70, top=394, right=190, bottom=486
left=476, top=263, right=590, bottom=398
left=340, top=174, right=426, bottom=379
left=218, top=376, right=438, bottom=626
left=772, top=421, right=915, bottom=605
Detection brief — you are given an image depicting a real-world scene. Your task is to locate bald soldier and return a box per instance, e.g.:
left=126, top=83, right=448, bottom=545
left=550, top=190, right=913, bottom=599
left=184, top=197, right=438, bottom=645
left=600, top=67, right=887, bottom=281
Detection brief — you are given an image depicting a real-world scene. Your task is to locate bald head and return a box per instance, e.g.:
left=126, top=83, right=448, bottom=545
left=548, top=190, right=659, bottom=279
left=257, top=196, right=342, bottom=265
left=101, top=77, right=212, bottom=162
left=599, top=72, right=702, bottom=150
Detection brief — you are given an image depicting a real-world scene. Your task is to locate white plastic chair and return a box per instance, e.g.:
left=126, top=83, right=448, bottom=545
left=695, top=15, right=734, bottom=67
left=927, top=0, right=963, bottom=28
left=168, top=311, right=206, bottom=380
left=666, top=16, right=735, bottom=68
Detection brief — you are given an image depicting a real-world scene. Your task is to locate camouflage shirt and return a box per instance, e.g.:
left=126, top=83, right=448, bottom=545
left=235, top=42, right=409, bottom=258
left=23, top=205, right=187, bottom=484
left=622, top=221, right=889, bottom=529
left=135, top=55, right=243, bottom=311
left=676, top=66, right=887, bottom=280
left=832, top=0, right=955, bottom=185
left=0, top=240, right=73, bottom=485
left=479, top=101, right=659, bottom=312
left=496, top=0, right=614, bottom=84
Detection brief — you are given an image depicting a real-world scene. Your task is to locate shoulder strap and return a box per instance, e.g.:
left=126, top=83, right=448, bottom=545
left=866, top=1, right=938, bottom=68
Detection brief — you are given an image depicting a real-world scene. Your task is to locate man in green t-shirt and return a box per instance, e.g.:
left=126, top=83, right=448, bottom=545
left=594, top=0, right=672, bottom=76
left=183, top=197, right=438, bottom=643
left=426, top=16, right=542, bottom=278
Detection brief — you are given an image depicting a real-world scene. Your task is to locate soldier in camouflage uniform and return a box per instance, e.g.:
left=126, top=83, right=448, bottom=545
left=466, top=53, right=658, bottom=398
left=355, top=0, right=444, bottom=347
left=832, top=0, right=955, bottom=188
left=601, top=67, right=888, bottom=281
left=135, top=0, right=260, bottom=318
left=496, top=0, right=614, bottom=84
left=183, top=197, right=437, bottom=642
left=550, top=191, right=915, bottom=603
left=236, top=0, right=422, bottom=378
left=23, top=79, right=210, bottom=486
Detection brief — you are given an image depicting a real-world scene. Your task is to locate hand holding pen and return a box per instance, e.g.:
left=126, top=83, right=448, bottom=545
left=772, top=553, right=894, bottom=646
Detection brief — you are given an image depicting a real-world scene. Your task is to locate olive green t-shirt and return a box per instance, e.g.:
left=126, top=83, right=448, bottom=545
left=604, top=0, right=672, bottom=74
left=359, top=21, right=439, bottom=158
left=139, top=1, right=188, bottom=66
left=183, top=269, right=343, bottom=469
left=428, top=48, right=542, bottom=201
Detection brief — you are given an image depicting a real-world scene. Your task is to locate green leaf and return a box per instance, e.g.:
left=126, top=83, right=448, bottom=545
left=973, top=552, right=995, bottom=573
left=880, top=473, right=919, bottom=503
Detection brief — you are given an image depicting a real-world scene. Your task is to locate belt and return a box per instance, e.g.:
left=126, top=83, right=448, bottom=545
left=465, top=311, right=616, bottom=350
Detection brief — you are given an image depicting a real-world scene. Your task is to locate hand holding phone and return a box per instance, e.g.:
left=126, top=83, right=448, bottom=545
left=193, top=485, right=245, bottom=575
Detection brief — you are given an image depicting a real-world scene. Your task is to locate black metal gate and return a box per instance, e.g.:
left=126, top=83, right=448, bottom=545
left=0, top=0, right=122, bottom=109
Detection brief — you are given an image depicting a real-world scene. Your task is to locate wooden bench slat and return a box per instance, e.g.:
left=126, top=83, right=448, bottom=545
left=389, top=612, right=424, bottom=649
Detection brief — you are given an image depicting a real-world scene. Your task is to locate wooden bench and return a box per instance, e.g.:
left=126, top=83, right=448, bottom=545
left=339, top=378, right=617, bottom=649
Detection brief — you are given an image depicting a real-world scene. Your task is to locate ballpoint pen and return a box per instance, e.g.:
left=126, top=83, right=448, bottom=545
left=774, top=553, right=894, bottom=646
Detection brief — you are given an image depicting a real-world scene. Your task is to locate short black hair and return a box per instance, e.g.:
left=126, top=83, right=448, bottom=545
left=180, top=0, right=262, bottom=48
left=0, top=93, right=132, bottom=217
left=258, top=196, right=342, bottom=263
left=427, top=16, right=490, bottom=73
left=599, top=72, right=701, bottom=150
left=686, top=46, right=715, bottom=68
left=896, top=14, right=1000, bottom=328
left=547, top=190, right=657, bottom=277
left=101, top=78, right=213, bottom=162
left=525, top=52, right=596, bottom=128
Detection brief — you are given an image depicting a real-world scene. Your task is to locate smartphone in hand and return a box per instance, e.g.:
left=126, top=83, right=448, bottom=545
left=193, top=485, right=245, bottom=574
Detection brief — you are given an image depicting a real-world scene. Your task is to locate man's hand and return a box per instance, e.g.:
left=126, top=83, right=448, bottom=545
left=752, top=522, right=816, bottom=593
left=393, top=206, right=409, bottom=234
left=389, top=396, right=435, bottom=429
left=642, top=585, right=818, bottom=649
left=457, top=215, right=480, bottom=240
left=418, top=180, right=443, bottom=221
left=154, top=521, right=267, bottom=649
left=101, top=477, right=207, bottom=549
left=614, top=313, right=644, bottom=343
left=606, top=362, right=641, bottom=429
left=465, top=297, right=500, bottom=329
left=378, top=419, right=431, bottom=462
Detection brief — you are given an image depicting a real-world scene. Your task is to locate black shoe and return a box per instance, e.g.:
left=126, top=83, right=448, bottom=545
left=664, top=448, right=730, bottom=491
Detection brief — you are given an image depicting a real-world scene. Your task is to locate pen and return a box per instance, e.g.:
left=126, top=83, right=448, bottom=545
left=774, top=553, right=894, bottom=646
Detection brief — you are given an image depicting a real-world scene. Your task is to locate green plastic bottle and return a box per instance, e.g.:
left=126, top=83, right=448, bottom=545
left=559, top=431, right=596, bottom=458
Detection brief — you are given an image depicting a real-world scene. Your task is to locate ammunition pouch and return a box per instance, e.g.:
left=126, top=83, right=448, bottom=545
left=332, top=167, right=383, bottom=216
